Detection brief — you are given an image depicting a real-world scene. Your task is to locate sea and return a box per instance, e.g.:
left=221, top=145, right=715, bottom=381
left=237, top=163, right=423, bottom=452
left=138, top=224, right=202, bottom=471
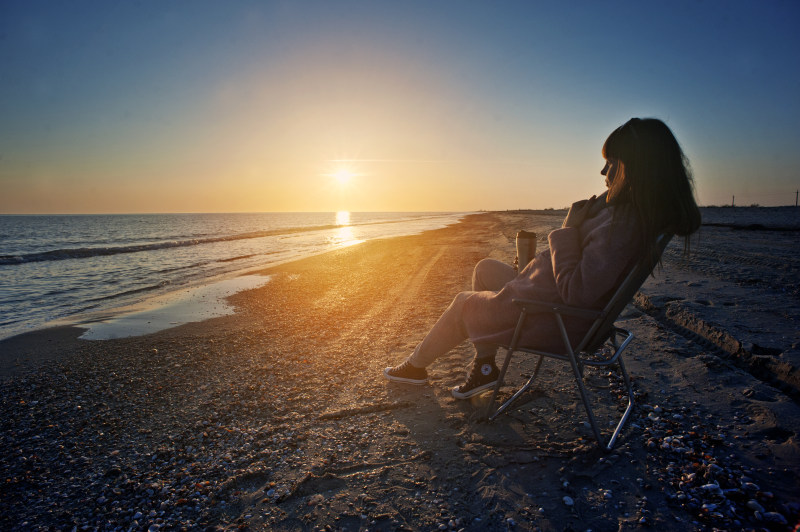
left=0, top=211, right=465, bottom=340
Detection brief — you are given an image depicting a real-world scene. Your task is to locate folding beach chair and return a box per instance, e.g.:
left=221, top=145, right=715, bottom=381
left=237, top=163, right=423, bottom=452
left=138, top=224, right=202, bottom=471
left=485, top=234, right=673, bottom=451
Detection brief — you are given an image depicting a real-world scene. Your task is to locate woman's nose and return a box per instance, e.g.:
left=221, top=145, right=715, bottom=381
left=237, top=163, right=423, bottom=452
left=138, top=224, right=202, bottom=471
left=601, top=162, right=609, bottom=176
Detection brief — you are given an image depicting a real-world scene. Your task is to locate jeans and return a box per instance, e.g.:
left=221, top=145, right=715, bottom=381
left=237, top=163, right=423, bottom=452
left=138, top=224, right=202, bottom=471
left=408, top=258, right=516, bottom=368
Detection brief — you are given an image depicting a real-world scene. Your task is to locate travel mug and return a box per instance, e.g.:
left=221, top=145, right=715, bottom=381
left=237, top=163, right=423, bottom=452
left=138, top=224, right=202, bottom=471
left=515, top=230, right=537, bottom=271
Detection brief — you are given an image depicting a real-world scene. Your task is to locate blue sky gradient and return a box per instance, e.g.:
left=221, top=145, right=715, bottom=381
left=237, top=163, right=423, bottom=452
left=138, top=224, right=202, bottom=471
left=2, top=1, right=799, bottom=212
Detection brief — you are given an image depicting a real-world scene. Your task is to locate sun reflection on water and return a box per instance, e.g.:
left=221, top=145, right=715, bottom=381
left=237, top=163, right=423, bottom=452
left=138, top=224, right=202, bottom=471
left=331, top=211, right=363, bottom=247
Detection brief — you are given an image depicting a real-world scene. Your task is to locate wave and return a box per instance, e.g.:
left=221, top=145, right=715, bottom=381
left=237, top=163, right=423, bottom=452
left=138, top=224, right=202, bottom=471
left=0, top=213, right=459, bottom=266
left=0, top=224, right=344, bottom=266
left=84, top=280, right=174, bottom=303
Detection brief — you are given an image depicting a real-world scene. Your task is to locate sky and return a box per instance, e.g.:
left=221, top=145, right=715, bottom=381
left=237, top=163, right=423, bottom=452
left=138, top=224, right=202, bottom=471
left=1, top=1, right=799, bottom=214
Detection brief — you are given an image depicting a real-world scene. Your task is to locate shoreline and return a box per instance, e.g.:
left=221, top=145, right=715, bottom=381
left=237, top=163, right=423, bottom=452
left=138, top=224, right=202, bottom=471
left=0, top=217, right=468, bottom=378
left=0, top=211, right=468, bottom=343
left=3, top=206, right=795, bottom=345
left=2, top=211, right=799, bottom=530
left=0, top=215, right=468, bottom=371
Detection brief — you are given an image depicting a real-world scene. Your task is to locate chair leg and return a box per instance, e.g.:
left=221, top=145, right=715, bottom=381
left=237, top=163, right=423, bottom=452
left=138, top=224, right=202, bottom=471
left=485, top=314, right=635, bottom=451
left=485, top=346, right=514, bottom=419
left=568, top=351, right=604, bottom=445
left=485, top=311, right=529, bottom=419
left=554, top=316, right=605, bottom=446
left=605, top=356, right=634, bottom=451
left=560, top=322, right=634, bottom=451
left=486, top=354, right=544, bottom=421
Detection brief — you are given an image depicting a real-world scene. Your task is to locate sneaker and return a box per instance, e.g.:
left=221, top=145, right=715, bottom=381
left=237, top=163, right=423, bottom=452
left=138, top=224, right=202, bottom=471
left=452, top=359, right=499, bottom=399
left=383, top=359, right=428, bottom=385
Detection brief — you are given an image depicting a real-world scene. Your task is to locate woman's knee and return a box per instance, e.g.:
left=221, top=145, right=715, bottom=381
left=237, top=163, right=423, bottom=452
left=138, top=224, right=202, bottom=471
left=472, top=258, right=497, bottom=289
left=444, top=291, right=474, bottom=322
left=451, top=291, right=472, bottom=307
left=473, top=258, right=515, bottom=291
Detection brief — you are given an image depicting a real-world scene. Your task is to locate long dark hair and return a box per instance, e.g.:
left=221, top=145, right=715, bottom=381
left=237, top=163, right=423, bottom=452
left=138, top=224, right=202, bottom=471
left=603, top=118, right=701, bottom=267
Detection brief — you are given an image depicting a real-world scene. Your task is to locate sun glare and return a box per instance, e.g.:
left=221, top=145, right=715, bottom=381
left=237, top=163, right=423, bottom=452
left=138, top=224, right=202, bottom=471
left=330, top=211, right=362, bottom=247
left=336, top=210, right=350, bottom=226
left=332, top=169, right=353, bottom=185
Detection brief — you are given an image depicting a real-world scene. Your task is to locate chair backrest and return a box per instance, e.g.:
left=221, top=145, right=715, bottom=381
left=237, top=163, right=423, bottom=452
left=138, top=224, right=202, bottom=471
left=577, top=233, right=673, bottom=352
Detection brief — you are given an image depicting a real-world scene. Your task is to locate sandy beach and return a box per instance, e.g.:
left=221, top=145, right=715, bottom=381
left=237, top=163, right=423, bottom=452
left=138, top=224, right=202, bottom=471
left=1, top=209, right=799, bottom=531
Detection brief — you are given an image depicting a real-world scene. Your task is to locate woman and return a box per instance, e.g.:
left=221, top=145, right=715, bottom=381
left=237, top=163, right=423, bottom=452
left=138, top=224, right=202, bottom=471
left=384, top=118, right=701, bottom=399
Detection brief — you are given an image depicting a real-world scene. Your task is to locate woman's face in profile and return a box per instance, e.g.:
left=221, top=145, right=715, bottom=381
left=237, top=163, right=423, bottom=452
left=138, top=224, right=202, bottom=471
left=601, top=158, right=618, bottom=188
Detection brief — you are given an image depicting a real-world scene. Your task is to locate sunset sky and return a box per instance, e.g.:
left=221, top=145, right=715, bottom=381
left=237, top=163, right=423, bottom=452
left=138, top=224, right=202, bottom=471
left=2, top=1, right=799, bottom=213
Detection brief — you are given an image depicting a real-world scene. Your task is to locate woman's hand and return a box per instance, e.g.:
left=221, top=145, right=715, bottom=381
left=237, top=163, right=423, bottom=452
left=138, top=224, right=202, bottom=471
left=563, top=195, right=597, bottom=228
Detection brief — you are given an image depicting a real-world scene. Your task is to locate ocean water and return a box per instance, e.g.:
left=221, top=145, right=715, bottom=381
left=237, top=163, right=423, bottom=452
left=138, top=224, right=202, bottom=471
left=0, top=211, right=464, bottom=340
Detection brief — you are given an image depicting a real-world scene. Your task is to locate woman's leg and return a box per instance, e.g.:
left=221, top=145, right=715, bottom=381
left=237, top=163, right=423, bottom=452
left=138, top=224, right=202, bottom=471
left=472, top=258, right=516, bottom=292
left=406, top=259, right=515, bottom=368
left=441, top=259, right=515, bottom=398
left=407, top=291, right=473, bottom=368
left=385, top=259, right=515, bottom=385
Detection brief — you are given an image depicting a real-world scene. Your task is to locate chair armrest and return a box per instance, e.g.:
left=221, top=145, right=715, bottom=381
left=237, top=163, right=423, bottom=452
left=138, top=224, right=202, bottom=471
left=512, top=298, right=603, bottom=320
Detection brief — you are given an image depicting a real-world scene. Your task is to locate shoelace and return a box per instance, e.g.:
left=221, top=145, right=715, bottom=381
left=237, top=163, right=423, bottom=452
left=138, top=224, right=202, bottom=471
left=395, top=360, right=422, bottom=376
left=463, top=362, right=492, bottom=388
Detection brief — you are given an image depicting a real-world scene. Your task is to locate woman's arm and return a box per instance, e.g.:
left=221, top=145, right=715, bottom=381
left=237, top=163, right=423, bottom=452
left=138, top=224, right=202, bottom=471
left=548, top=209, right=640, bottom=308
left=563, top=193, right=609, bottom=228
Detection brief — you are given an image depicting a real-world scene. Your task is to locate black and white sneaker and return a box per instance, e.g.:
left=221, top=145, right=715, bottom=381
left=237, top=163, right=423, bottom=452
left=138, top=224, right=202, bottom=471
left=452, top=359, right=499, bottom=399
left=383, top=359, right=428, bottom=385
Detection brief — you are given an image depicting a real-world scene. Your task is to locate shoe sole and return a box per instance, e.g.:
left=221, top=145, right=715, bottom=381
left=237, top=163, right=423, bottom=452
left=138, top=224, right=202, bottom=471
left=451, top=380, right=497, bottom=400
left=383, top=367, right=427, bottom=385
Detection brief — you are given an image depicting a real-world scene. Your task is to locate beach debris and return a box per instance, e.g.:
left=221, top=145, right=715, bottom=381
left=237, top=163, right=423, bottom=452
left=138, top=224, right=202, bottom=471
left=641, top=401, right=797, bottom=530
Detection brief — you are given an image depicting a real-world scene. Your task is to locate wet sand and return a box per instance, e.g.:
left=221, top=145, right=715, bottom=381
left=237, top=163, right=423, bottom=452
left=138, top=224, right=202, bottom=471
left=1, top=209, right=799, bottom=531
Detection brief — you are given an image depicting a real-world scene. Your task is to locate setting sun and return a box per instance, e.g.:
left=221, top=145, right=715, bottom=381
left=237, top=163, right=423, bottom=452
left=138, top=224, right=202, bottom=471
left=331, top=169, right=354, bottom=185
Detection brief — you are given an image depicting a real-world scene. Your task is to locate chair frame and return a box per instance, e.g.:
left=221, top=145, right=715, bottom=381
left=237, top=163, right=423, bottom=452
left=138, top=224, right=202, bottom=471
left=484, top=234, right=672, bottom=451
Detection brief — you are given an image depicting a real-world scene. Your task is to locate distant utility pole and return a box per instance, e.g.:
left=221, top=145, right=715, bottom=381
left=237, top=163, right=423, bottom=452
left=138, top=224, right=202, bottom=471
left=732, top=195, right=735, bottom=207
left=796, top=189, right=798, bottom=207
